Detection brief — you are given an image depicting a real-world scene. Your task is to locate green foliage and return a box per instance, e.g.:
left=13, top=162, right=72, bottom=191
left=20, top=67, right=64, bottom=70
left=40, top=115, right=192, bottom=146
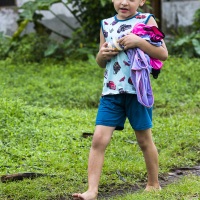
left=168, top=8, right=200, bottom=58
left=3, top=0, right=150, bottom=62
left=1, top=57, right=199, bottom=111
left=15, top=0, right=116, bottom=61
left=152, top=57, right=200, bottom=114
left=193, top=7, right=200, bottom=31
left=19, top=0, right=61, bottom=21
left=0, top=33, right=11, bottom=59
left=18, top=0, right=118, bottom=42
left=114, top=176, right=200, bottom=199
left=9, top=33, right=50, bottom=63
left=12, top=20, right=29, bottom=40
left=168, top=32, right=200, bottom=58
left=66, top=0, right=114, bottom=44
left=0, top=57, right=103, bottom=108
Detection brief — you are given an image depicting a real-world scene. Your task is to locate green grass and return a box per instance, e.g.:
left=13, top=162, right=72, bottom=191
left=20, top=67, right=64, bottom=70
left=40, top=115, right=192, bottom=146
left=113, top=175, right=200, bottom=200
left=0, top=56, right=200, bottom=199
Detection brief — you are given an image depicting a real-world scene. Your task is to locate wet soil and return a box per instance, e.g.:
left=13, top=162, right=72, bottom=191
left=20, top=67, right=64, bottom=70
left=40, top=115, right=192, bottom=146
left=1, top=165, right=200, bottom=200
left=66, top=165, right=200, bottom=200
left=97, top=165, right=200, bottom=199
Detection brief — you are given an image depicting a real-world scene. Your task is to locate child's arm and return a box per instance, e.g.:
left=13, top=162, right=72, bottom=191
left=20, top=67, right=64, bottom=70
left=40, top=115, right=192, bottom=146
left=117, top=17, right=168, bottom=61
left=96, top=29, right=119, bottom=68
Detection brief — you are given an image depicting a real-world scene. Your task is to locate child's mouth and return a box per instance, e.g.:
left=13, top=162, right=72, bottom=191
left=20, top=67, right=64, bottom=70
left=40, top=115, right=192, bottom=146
left=120, top=8, right=128, bottom=13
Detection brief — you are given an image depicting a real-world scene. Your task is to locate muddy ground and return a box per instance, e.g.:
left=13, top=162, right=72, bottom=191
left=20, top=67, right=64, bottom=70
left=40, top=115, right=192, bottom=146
left=59, top=165, right=200, bottom=199
left=97, top=165, right=200, bottom=199
left=1, top=165, right=200, bottom=200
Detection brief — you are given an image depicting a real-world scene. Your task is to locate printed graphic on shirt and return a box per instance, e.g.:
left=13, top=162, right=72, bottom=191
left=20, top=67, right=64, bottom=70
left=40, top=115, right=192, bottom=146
left=128, top=77, right=133, bottom=85
left=103, top=30, right=108, bottom=38
left=109, top=28, right=114, bottom=33
left=119, top=88, right=126, bottom=93
left=104, top=69, right=108, bottom=79
left=113, top=62, right=121, bottom=74
left=123, top=60, right=130, bottom=66
left=107, top=81, right=116, bottom=90
left=117, top=24, right=132, bottom=33
left=111, top=20, right=118, bottom=26
left=136, top=14, right=146, bottom=19
left=119, top=76, right=125, bottom=82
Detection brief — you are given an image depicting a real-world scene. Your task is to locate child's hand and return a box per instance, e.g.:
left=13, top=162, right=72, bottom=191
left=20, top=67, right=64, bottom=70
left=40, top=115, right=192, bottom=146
left=117, top=33, right=141, bottom=50
left=99, top=42, right=119, bottom=61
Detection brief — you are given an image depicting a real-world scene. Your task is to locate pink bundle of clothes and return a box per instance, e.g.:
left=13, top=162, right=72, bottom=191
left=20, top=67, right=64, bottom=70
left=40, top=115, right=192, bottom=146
left=127, top=23, right=165, bottom=108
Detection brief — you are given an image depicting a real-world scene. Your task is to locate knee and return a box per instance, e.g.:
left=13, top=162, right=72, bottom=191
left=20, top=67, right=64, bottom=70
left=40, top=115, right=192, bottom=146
left=137, top=138, right=149, bottom=151
left=91, top=131, right=111, bottom=150
left=137, top=137, right=157, bottom=153
left=135, top=129, right=153, bottom=151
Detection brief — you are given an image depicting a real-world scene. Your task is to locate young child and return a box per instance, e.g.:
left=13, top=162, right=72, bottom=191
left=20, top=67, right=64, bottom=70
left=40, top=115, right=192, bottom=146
left=73, top=0, right=168, bottom=199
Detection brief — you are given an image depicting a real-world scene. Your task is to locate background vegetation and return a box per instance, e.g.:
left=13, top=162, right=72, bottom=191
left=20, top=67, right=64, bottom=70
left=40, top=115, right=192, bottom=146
left=5, top=0, right=200, bottom=63
left=0, top=57, right=199, bottom=199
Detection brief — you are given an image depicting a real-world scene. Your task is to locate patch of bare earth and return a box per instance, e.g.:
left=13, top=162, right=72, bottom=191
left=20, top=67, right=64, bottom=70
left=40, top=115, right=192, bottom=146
left=52, top=165, right=200, bottom=199
left=97, top=165, right=200, bottom=200
left=1, top=165, right=200, bottom=200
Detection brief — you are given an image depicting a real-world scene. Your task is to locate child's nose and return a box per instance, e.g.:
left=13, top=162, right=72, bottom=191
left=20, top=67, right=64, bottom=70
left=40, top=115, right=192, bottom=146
left=121, top=0, right=128, bottom=5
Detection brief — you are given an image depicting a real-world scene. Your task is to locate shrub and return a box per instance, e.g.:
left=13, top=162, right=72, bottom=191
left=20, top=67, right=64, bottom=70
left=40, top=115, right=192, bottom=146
left=0, top=33, right=11, bottom=59
left=9, top=33, right=50, bottom=63
left=4, top=0, right=150, bottom=63
left=168, top=8, right=200, bottom=58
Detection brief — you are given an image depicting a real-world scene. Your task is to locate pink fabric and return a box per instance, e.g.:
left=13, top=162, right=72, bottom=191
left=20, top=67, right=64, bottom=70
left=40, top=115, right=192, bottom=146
left=131, top=23, right=165, bottom=42
left=150, top=58, right=163, bottom=70
left=131, top=23, right=164, bottom=70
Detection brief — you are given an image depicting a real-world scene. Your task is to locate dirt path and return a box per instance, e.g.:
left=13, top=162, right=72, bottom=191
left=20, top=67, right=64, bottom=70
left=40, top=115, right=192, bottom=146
left=1, top=165, right=200, bottom=200
left=97, top=165, right=200, bottom=199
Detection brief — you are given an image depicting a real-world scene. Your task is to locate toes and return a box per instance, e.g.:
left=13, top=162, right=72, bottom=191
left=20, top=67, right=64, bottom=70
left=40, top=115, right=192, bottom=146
left=72, top=193, right=85, bottom=200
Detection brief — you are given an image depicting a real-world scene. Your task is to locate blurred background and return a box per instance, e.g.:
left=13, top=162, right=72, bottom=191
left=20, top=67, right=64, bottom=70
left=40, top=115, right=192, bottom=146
left=0, top=0, right=200, bottom=62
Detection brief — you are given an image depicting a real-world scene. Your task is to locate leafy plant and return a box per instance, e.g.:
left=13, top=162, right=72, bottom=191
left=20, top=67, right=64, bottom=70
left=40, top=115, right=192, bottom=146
left=0, top=33, right=11, bottom=59
left=9, top=33, right=51, bottom=63
left=193, top=7, right=200, bottom=31
left=170, top=32, right=200, bottom=57
left=9, top=0, right=150, bottom=62
left=168, top=8, right=200, bottom=58
left=15, top=0, right=115, bottom=60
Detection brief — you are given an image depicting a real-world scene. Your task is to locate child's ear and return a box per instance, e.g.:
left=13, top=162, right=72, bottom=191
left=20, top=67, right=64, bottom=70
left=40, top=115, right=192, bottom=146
left=139, top=0, right=146, bottom=6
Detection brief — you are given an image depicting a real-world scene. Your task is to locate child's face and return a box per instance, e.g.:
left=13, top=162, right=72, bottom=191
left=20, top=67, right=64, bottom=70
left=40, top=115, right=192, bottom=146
left=112, top=0, right=145, bottom=20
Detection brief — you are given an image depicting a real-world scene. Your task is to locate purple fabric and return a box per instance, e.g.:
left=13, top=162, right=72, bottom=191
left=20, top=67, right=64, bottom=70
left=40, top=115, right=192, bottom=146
left=128, top=48, right=154, bottom=108
left=127, top=23, right=164, bottom=108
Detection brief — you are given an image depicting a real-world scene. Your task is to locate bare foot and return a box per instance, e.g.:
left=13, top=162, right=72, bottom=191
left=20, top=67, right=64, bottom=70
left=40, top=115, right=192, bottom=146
left=144, top=185, right=162, bottom=192
left=72, top=191, right=97, bottom=200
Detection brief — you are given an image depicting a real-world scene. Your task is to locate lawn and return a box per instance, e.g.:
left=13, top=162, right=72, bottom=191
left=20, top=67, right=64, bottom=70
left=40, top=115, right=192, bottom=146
left=0, top=57, right=199, bottom=199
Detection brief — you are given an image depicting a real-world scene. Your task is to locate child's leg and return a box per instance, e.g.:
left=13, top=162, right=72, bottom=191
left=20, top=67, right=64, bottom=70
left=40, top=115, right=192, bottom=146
left=73, top=125, right=115, bottom=200
left=134, top=128, right=161, bottom=190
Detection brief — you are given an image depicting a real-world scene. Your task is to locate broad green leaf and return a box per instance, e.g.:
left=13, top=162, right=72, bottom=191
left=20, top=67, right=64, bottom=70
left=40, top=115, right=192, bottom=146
left=44, top=43, right=59, bottom=57
left=192, top=39, right=200, bottom=55
left=100, top=0, right=107, bottom=7
left=174, top=36, right=191, bottom=46
left=37, top=0, right=61, bottom=10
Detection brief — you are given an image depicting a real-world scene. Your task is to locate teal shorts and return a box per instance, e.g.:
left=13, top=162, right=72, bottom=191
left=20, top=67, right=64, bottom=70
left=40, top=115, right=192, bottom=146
left=96, top=94, right=152, bottom=131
